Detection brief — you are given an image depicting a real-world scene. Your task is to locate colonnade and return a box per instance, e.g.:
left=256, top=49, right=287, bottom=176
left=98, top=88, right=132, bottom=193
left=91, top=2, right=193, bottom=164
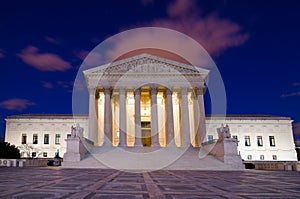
left=88, top=86, right=206, bottom=147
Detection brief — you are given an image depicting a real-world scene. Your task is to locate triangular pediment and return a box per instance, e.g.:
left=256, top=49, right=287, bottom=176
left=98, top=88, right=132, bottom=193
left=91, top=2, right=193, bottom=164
left=83, top=54, right=209, bottom=76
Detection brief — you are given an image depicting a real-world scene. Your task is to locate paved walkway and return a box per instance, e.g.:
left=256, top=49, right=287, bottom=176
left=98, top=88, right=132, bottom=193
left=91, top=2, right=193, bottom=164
left=0, top=168, right=299, bottom=199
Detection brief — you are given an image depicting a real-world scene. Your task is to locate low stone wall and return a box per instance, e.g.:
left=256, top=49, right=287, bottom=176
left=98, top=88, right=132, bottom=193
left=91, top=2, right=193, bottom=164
left=0, top=159, right=25, bottom=167
left=245, top=161, right=300, bottom=171
left=23, top=158, right=51, bottom=167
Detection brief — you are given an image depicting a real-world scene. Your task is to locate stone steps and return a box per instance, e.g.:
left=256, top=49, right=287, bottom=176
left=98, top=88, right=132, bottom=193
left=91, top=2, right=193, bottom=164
left=63, top=146, right=245, bottom=170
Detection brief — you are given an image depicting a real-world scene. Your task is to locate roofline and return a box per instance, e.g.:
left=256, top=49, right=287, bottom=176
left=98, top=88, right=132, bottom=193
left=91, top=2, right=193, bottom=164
left=5, top=114, right=291, bottom=120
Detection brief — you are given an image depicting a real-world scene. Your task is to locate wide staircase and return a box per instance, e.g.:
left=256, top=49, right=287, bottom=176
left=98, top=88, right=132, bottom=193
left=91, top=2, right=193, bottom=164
left=62, top=145, right=245, bottom=170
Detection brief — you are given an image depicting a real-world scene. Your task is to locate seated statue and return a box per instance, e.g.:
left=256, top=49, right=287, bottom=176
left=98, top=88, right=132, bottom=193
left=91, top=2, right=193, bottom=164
left=70, top=123, right=84, bottom=138
left=217, top=124, right=231, bottom=140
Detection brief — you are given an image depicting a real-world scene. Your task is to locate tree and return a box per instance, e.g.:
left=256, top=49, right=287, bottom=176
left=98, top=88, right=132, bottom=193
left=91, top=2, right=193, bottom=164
left=0, top=142, right=21, bottom=159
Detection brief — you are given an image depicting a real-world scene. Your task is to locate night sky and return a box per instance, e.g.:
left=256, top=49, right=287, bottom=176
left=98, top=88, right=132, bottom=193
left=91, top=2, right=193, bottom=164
left=0, top=0, right=300, bottom=141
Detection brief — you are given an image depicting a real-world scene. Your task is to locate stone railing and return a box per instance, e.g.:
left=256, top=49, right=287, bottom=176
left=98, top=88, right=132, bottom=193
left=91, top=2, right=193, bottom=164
left=0, top=159, right=25, bottom=167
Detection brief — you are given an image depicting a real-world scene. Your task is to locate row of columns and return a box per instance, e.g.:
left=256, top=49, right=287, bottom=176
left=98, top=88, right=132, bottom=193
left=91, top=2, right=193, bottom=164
left=88, top=86, right=206, bottom=147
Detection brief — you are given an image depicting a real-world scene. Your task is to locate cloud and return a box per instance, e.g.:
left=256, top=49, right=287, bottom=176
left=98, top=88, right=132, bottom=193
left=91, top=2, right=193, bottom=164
left=41, top=81, right=53, bottom=89
left=0, top=98, right=35, bottom=111
left=149, top=0, right=249, bottom=56
left=141, top=0, right=154, bottom=6
left=44, top=36, right=60, bottom=45
left=0, top=49, right=4, bottom=59
left=281, top=92, right=300, bottom=98
left=17, top=46, right=72, bottom=71
left=75, top=50, right=104, bottom=67
left=292, top=82, right=300, bottom=86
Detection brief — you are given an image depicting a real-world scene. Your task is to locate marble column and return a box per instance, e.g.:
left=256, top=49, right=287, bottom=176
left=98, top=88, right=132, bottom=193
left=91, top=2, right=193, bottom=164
left=134, top=88, right=142, bottom=146
left=197, top=88, right=206, bottom=144
left=119, top=88, right=127, bottom=146
left=88, top=87, right=97, bottom=144
left=192, top=89, right=200, bottom=147
left=150, top=86, right=159, bottom=146
left=180, top=87, right=191, bottom=147
left=104, top=87, right=112, bottom=145
left=166, top=88, right=175, bottom=146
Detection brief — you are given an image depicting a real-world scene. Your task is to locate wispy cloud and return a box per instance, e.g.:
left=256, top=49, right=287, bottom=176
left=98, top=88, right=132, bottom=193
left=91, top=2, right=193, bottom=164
left=0, top=48, right=4, bottom=59
left=75, top=50, right=104, bottom=67
left=281, top=92, right=300, bottom=98
left=41, top=81, right=54, bottom=89
left=0, top=98, right=35, bottom=111
left=292, top=82, right=300, bottom=86
left=17, top=46, right=72, bottom=72
left=44, top=36, right=60, bottom=45
left=150, top=0, right=249, bottom=56
left=140, top=0, right=154, bottom=6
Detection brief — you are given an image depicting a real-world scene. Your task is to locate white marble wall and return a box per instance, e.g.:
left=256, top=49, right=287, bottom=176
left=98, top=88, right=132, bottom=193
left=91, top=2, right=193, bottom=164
left=5, top=115, right=297, bottom=161
left=5, top=115, right=88, bottom=158
left=206, top=117, right=297, bottom=161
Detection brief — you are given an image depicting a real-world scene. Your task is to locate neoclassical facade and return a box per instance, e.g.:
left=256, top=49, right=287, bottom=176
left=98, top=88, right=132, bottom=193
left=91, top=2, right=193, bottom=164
left=4, top=53, right=297, bottom=164
left=83, top=54, right=209, bottom=148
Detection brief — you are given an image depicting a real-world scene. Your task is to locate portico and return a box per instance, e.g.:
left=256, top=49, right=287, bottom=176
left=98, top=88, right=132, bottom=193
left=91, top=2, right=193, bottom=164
left=83, top=54, right=209, bottom=148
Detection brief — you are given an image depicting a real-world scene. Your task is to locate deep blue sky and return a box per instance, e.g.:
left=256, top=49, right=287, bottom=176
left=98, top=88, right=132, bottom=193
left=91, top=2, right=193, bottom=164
left=0, top=0, right=300, bottom=141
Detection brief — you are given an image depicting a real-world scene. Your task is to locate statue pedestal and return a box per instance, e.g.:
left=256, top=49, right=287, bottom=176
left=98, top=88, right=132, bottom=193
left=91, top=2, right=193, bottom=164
left=63, top=137, right=94, bottom=162
left=202, top=138, right=244, bottom=169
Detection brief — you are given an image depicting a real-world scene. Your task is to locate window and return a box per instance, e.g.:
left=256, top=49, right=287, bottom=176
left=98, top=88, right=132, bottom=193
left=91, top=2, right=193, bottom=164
left=55, top=134, right=61, bottom=145
left=208, top=135, right=213, bottom=142
left=257, top=136, right=263, bottom=146
left=245, top=136, right=251, bottom=146
left=21, top=152, right=25, bottom=157
left=32, top=152, right=36, bottom=158
left=260, top=155, right=264, bottom=160
left=247, top=155, right=252, bottom=160
left=44, top=134, right=49, bottom=144
left=269, top=136, right=275, bottom=147
left=43, top=152, right=47, bottom=157
left=232, top=135, right=238, bottom=140
left=272, top=155, right=277, bottom=160
left=21, top=134, right=27, bottom=144
left=33, top=134, right=38, bottom=144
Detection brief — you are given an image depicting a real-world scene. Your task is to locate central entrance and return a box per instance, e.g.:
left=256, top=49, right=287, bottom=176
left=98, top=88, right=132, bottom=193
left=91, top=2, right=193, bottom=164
left=141, top=90, right=152, bottom=147
left=141, top=121, right=151, bottom=147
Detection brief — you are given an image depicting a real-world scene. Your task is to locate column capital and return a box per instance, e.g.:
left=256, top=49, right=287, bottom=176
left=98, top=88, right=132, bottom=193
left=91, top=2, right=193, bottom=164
left=194, top=87, right=204, bottom=96
left=88, top=87, right=96, bottom=95
left=181, top=87, right=189, bottom=95
left=150, top=86, right=158, bottom=95
left=103, top=87, right=112, bottom=95
left=134, top=88, right=141, bottom=96
left=165, top=88, right=173, bottom=96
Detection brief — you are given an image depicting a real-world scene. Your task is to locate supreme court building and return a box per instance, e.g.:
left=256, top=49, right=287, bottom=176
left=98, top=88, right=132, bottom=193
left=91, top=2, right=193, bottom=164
left=5, top=53, right=298, bottom=168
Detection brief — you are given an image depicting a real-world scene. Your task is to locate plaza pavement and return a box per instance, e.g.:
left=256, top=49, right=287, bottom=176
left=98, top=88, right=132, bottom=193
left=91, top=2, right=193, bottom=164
left=0, top=167, right=299, bottom=199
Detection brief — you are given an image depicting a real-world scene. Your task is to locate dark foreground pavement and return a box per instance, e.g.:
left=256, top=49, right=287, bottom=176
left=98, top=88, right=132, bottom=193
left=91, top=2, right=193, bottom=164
left=0, top=167, right=299, bottom=199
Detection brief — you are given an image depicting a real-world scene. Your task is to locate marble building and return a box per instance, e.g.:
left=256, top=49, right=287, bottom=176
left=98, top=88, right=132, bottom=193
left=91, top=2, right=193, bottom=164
left=4, top=53, right=298, bottom=165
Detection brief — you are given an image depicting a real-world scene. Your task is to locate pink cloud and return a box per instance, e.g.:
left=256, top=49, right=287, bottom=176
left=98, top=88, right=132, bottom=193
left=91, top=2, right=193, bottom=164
left=0, top=49, right=4, bottom=59
left=75, top=50, right=104, bottom=67
left=149, top=0, right=249, bottom=56
left=17, top=46, right=72, bottom=71
left=0, top=98, right=35, bottom=111
left=281, top=92, right=300, bottom=98
left=141, top=0, right=154, bottom=6
left=41, top=81, right=53, bottom=89
left=44, top=36, right=60, bottom=45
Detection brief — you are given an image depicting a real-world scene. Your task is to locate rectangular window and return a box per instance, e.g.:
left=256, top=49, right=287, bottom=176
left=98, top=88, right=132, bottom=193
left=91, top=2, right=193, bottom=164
left=33, top=134, right=38, bottom=144
left=257, top=136, right=263, bottom=146
left=272, top=155, right=277, bottom=160
left=55, top=134, right=61, bottom=145
left=44, top=134, right=49, bottom=144
left=21, top=134, right=27, bottom=144
left=269, top=136, right=275, bottom=147
left=32, top=152, right=36, bottom=158
left=232, top=135, right=238, bottom=140
left=43, top=152, right=47, bottom=157
left=208, top=135, right=213, bottom=142
left=260, top=155, right=264, bottom=160
left=245, top=136, right=251, bottom=146
left=247, top=155, right=252, bottom=160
